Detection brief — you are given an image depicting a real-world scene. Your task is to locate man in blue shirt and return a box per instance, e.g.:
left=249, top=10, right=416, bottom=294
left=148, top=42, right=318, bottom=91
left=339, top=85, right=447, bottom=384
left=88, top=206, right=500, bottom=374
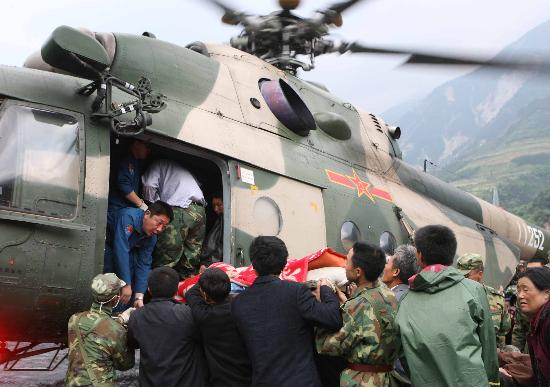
left=104, top=201, right=173, bottom=309
left=107, top=139, right=151, bottom=232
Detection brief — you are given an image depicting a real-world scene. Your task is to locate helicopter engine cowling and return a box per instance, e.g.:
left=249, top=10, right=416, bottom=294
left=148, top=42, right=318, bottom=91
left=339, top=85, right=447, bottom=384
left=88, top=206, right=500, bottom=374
left=260, top=79, right=316, bottom=136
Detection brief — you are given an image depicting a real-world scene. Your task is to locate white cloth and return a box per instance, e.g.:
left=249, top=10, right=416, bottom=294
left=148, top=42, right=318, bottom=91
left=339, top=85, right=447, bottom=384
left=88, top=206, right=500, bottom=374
left=306, top=267, right=347, bottom=287
left=141, top=159, right=204, bottom=208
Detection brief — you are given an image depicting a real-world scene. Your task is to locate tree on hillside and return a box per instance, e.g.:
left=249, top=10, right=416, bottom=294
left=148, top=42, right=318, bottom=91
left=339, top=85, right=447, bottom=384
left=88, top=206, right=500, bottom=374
left=515, top=189, right=550, bottom=227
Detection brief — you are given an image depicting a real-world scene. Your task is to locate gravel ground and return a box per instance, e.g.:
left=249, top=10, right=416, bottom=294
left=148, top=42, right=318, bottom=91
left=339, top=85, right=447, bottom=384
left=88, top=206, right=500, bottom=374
left=0, top=343, right=139, bottom=386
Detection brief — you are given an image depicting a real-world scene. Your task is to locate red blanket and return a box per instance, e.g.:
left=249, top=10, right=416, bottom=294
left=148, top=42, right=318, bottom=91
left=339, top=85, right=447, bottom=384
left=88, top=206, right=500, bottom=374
left=175, top=247, right=346, bottom=303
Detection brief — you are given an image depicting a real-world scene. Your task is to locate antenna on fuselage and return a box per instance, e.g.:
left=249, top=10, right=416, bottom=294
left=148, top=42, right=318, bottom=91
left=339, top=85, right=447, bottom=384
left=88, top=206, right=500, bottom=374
left=492, top=187, right=500, bottom=207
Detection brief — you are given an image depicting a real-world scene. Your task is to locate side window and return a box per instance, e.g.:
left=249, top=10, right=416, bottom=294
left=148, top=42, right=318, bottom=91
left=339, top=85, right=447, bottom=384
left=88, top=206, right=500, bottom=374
left=341, top=221, right=361, bottom=251
left=0, top=103, right=81, bottom=219
left=380, top=231, right=397, bottom=255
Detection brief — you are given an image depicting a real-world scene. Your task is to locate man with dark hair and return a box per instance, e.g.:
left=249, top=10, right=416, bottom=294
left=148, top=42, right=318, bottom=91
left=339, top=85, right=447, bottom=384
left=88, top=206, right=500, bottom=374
left=147, top=264, right=180, bottom=297
left=382, top=244, right=419, bottom=301
left=317, top=242, right=399, bottom=386
left=527, top=256, right=550, bottom=268
left=186, top=268, right=252, bottom=387
left=248, top=235, right=289, bottom=275
left=104, top=200, right=173, bottom=309
left=199, top=193, right=224, bottom=271
left=413, top=224, right=457, bottom=266
left=198, top=267, right=230, bottom=302
left=396, top=225, right=499, bottom=387
left=231, top=236, right=342, bottom=386
left=128, top=267, right=207, bottom=387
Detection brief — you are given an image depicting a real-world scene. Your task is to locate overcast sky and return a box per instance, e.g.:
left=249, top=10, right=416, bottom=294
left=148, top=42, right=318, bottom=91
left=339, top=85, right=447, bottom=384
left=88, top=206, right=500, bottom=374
left=2, top=0, right=550, bottom=113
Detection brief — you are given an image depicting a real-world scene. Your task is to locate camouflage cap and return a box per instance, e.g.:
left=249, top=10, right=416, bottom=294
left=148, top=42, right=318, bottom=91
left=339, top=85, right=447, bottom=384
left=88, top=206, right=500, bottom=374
left=91, top=273, right=125, bottom=302
left=505, top=284, right=517, bottom=298
left=456, top=253, right=484, bottom=275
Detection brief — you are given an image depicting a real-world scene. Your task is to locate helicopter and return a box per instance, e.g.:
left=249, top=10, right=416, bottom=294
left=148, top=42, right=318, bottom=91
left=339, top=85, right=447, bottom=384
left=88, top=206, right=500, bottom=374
left=0, top=0, right=549, bottom=368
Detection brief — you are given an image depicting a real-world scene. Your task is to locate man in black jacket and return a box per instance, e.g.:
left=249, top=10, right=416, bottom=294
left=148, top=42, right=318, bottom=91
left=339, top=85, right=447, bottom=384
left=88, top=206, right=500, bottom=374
left=127, top=267, right=207, bottom=387
left=187, top=268, right=252, bottom=387
left=231, top=236, right=342, bottom=387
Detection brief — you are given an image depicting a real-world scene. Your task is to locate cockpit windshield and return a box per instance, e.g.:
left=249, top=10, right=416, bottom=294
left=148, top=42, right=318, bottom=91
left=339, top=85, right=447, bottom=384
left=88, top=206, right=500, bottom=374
left=0, top=103, right=81, bottom=218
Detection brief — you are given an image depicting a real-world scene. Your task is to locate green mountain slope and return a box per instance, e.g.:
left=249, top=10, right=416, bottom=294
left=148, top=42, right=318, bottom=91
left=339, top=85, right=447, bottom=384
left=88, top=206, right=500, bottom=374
left=436, top=97, right=550, bottom=226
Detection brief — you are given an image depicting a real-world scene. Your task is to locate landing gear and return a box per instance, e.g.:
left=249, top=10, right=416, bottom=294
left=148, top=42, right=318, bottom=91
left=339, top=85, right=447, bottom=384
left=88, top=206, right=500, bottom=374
left=0, top=342, right=13, bottom=365
left=1, top=341, right=67, bottom=371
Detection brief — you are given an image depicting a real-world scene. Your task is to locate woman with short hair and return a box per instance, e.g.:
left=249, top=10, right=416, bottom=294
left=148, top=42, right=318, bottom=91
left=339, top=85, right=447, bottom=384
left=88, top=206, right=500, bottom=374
left=517, top=267, right=550, bottom=387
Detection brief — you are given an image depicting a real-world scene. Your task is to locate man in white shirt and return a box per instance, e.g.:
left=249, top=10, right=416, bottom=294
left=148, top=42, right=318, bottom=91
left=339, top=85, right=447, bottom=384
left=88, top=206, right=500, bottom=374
left=142, top=159, right=206, bottom=279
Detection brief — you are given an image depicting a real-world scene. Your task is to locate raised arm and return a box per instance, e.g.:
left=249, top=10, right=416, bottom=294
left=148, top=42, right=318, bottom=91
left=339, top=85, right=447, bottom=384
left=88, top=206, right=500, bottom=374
left=117, top=158, right=145, bottom=209
left=297, top=284, right=342, bottom=331
left=133, top=236, right=156, bottom=295
left=186, top=284, right=211, bottom=323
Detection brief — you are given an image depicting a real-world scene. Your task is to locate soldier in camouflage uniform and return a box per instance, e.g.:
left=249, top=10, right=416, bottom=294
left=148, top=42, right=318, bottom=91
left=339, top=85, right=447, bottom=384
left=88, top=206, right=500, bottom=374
left=316, top=242, right=399, bottom=387
left=511, top=305, right=529, bottom=352
left=65, top=273, right=134, bottom=386
left=142, top=159, right=206, bottom=279
left=153, top=204, right=206, bottom=279
left=457, top=253, right=511, bottom=348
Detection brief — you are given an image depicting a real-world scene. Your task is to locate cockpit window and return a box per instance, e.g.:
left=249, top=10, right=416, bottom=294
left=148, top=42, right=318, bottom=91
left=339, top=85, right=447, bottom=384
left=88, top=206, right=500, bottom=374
left=0, top=104, right=81, bottom=219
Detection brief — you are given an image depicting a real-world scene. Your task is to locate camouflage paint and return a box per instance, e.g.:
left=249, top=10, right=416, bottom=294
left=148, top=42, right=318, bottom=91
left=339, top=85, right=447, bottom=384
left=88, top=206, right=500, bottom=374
left=0, top=30, right=548, bottom=346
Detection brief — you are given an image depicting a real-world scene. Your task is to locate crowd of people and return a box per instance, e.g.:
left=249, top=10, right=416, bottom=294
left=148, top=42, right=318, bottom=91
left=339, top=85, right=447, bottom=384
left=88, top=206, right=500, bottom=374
left=65, top=222, right=550, bottom=387
left=64, top=140, right=550, bottom=386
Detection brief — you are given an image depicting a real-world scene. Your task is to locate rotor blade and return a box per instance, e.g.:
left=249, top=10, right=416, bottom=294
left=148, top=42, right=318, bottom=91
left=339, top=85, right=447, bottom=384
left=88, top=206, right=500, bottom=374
left=339, top=42, right=411, bottom=55
left=340, top=42, right=550, bottom=73
left=204, top=0, right=248, bottom=24
left=314, top=0, right=365, bottom=26
left=326, top=0, right=363, bottom=14
left=205, top=0, right=237, bottom=15
left=404, top=53, right=527, bottom=68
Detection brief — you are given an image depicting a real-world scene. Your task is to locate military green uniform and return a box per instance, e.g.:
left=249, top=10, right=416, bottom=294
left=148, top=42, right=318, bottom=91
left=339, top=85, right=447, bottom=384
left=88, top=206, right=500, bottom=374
left=153, top=203, right=205, bottom=279
left=457, top=253, right=511, bottom=348
left=511, top=302, right=530, bottom=353
left=483, top=284, right=511, bottom=347
left=66, top=273, right=134, bottom=386
left=316, top=281, right=399, bottom=387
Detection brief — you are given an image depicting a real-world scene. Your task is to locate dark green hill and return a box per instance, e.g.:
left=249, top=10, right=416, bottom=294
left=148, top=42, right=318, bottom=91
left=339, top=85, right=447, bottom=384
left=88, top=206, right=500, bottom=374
left=432, top=96, right=550, bottom=226
left=384, top=20, right=550, bottom=227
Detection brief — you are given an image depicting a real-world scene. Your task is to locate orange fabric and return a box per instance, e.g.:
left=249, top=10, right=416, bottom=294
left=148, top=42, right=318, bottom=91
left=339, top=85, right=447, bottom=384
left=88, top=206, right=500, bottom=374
left=175, top=247, right=347, bottom=303
left=308, top=249, right=346, bottom=270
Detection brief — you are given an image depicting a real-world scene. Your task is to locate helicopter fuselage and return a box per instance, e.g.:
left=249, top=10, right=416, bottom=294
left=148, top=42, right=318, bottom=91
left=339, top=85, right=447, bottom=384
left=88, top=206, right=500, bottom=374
left=0, top=32, right=547, bottom=347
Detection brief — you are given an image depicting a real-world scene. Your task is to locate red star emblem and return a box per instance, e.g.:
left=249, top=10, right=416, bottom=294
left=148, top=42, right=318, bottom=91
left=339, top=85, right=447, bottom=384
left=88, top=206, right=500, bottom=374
left=325, top=169, right=394, bottom=203
left=346, top=169, right=375, bottom=202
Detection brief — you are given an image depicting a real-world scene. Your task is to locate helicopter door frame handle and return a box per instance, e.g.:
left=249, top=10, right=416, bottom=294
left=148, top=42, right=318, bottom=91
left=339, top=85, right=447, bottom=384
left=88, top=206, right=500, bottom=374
left=236, top=248, right=245, bottom=267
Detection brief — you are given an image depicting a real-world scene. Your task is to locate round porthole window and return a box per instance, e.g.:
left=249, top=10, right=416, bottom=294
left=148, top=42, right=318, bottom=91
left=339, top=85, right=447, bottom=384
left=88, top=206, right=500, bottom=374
left=253, top=197, right=282, bottom=236
left=380, top=231, right=397, bottom=256
left=341, top=221, right=361, bottom=251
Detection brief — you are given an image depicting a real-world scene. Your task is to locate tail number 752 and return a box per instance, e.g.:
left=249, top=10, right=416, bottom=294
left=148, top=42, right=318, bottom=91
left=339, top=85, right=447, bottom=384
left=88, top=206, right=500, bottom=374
left=527, top=225, right=545, bottom=251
